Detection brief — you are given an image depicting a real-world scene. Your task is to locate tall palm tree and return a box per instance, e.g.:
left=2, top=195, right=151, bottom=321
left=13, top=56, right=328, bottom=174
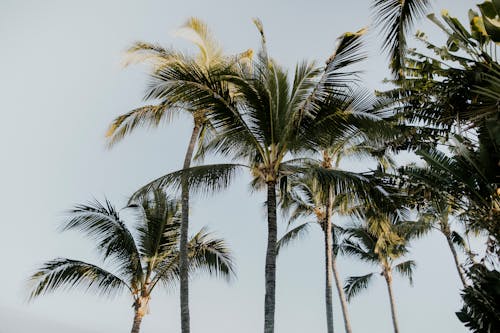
left=278, top=175, right=359, bottom=333
left=342, top=213, right=426, bottom=333
left=277, top=136, right=393, bottom=333
left=106, top=18, right=250, bottom=333
left=129, top=21, right=377, bottom=332
left=28, top=190, right=234, bottom=333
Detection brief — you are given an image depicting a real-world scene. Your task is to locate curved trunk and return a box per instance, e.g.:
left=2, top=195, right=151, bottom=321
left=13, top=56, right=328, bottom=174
left=264, top=181, right=278, bottom=333
left=383, top=268, right=400, bottom=333
left=332, top=254, right=353, bottom=333
left=180, top=125, right=201, bottom=333
left=130, top=310, right=144, bottom=333
left=324, top=194, right=334, bottom=333
left=444, top=231, right=467, bottom=287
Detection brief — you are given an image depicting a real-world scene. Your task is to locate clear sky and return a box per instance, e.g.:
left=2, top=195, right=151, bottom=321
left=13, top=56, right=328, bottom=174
left=0, top=1, right=475, bottom=332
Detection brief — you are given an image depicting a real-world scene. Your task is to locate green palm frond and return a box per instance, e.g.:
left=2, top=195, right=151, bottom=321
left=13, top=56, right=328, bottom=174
left=28, top=258, right=128, bottom=300
left=132, top=190, right=181, bottom=263
left=372, top=0, right=432, bottom=76
left=62, top=200, right=141, bottom=278
left=451, top=231, right=469, bottom=252
left=130, top=163, right=245, bottom=201
left=344, top=273, right=374, bottom=301
left=188, top=227, right=235, bottom=281
left=276, top=222, right=313, bottom=254
left=106, top=104, right=182, bottom=147
left=393, top=260, right=416, bottom=285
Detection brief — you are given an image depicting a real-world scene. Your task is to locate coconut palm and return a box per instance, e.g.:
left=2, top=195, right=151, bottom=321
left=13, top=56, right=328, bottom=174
left=278, top=176, right=359, bottom=333
left=28, top=190, right=234, bottom=333
left=128, top=21, right=379, bottom=332
left=342, top=212, right=426, bottom=333
left=105, top=18, right=250, bottom=332
left=276, top=136, right=395, bottom=333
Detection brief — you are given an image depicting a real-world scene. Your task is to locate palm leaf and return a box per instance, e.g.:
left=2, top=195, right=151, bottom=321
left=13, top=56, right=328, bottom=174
left=393, top=259, right=416, bottom=285
left=276, top=222, right=313, bottom=254
left=372, top=0, right=432, bottom=76
left=129, top=163, right=245, bottom=201
left=188, top=227, right=236, bottom=281
left=344, top=273, right=374, bottom=301
left=62, top=200, right=142, bottom=278
left=28, top=258, right=128, bottom=300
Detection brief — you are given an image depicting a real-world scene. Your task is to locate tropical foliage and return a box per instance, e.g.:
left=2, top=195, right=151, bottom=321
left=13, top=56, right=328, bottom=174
left=28, top=2, right=500, bottom=332
left=28, top=191, right=234, bottom=333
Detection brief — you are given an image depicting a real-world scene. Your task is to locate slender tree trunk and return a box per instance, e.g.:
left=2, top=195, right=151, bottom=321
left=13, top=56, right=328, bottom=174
left=180, top=125, right=201, bottom=333
left=131, top=310, right=144, bottom=333
left=264, top=181, right=278, bottom=333
left=383, top=268, right=400, bottom=333
left=332, top=254, right=353, bottom=333
left=324, top=194, right=334, bottom=333
left=443, top=231, right=467, bottom=287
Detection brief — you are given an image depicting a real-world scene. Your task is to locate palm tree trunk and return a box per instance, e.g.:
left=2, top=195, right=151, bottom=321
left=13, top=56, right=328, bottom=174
left=264, top=181, right=278, bottom=333
left=332, top=254, right=353, bottom=333
left=180, top=124, right=201, bottom=333
left=383, top=268, right=400, bottom=333
left=324, top=197, right=334, bottom=333
left=444, top=232, right=467, bottom=287
left=131, top=310, right=144, bottom=333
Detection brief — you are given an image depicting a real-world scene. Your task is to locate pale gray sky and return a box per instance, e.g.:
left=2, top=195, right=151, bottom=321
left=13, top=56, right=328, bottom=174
left=0, top=1, right=475, bottom=332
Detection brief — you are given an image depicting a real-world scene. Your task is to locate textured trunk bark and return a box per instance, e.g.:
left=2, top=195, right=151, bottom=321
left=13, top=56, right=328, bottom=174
left=324, top=195, right=334, bottom=333
left=444, top=232, right=467, bottom=287
left=384, top=269, right=400, bottom=333
left=264, top=182, right=278, bottom=333
left=130, top=310, right=143, bottom=333
left=332, top=254, right=353, bottom=333
left=180, top=125, right=201, bottom=333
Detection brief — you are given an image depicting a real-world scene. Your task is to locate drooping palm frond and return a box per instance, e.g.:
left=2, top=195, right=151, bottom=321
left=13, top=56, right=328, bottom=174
left=187, top=227, right=235, bottom=281
left=393, top=259, right=416, bottom=285
left=372, top=0, right=432, bottom=76
left=61, top=200, right=142, bottom=279
left=344, top=273, right=374, bottom=301
left=28, top=258, right=129, bottom=300
left=130, top=163, right=246, bottom=201
left=276, top=222, right=313, bottom=254
left=106, top=104, right=183, bottom=147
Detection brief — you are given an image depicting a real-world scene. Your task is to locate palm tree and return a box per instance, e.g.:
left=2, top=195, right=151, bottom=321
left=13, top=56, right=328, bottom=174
left=129, top=21, right=376, bottom=332
left=342, top=213, right=425, bottom=333
left=278, top=176, right=358, bottom=333
left=105, top=18, right=250, bottom=333
left=28, top=190, right=234, bottom=333
left=277, top=137, right=393, bottom=333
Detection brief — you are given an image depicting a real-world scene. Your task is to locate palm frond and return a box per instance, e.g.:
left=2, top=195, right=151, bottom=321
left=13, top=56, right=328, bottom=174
left=188, top=227, right=236, bottom=281
left=130, top=163, right=245, bottom=201
left=372, top=0, right=432, bottom=76
left=344, top=273, right=374, bottom=301
left=106, top=104, right=182, bottom=147
left=276, top=222, right=313, bottom=254
left=393, top=259, right=416, bottom=285
left=62, top=200, right=142, bottom=278
left=28, top=258, right=128, bottom=300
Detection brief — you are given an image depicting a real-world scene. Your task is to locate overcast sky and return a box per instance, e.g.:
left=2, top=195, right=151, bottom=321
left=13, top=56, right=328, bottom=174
left=0, top=1, right=475, bottom=332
